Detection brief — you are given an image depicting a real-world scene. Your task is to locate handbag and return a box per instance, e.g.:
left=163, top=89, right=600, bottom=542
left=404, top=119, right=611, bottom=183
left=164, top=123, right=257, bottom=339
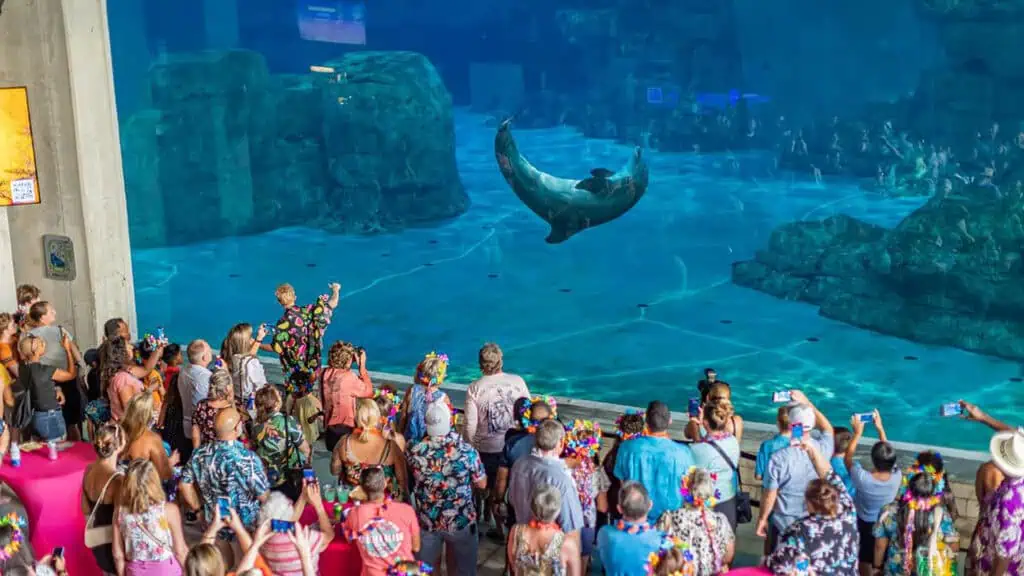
left=84, top=471, right=122, bottom=548
left=707, top=440, right=753, bottom=524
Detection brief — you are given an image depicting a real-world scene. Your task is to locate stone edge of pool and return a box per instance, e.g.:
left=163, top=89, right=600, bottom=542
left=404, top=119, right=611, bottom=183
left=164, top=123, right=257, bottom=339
left=258, top=358, right=986, bottom=536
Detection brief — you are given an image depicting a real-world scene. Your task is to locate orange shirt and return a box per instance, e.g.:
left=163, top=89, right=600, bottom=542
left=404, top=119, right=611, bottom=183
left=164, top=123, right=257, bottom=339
left=0, top=340, right=17, bottom=373
left=228, top=555, right=272, bottom=576
left=343, top=500, right=419, bottom=576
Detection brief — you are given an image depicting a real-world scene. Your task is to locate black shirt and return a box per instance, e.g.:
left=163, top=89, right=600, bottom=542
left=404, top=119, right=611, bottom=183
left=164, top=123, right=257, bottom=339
left=19, top=362, right=60, bottom=411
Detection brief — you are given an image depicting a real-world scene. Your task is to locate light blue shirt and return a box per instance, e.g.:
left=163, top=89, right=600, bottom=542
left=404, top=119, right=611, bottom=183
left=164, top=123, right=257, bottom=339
left=691, top=436, right=741, bottom=501
left=508, top=453, right=584, bottom=533
left=597, top=524, right=666, bottom=576
left=831, top=456, right=856, bottom=498
left=851, top=462, right=902, bottom=522
left=755, top=434, right=791, bottom=479
left=179, top=363, right=212, bottom=439
left=764, top=431, right=834, bottom=531
left=613, top=436, right=695, bottom=520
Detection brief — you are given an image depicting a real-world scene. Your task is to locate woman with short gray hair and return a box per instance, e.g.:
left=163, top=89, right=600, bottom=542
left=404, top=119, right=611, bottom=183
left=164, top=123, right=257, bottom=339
left=507, top=485, right=582, bottom=576
left=656, top=467, right=735, bottom=574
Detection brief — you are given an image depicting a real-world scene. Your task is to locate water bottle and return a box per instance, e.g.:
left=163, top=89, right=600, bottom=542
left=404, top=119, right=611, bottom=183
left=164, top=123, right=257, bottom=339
left=47, top=441, right=57, bottom=461
left=9, top=442, right=20, bottom=467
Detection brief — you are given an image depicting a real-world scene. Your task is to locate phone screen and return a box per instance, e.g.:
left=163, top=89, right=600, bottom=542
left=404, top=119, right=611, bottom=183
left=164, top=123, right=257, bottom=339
left=939, top=402, right=963, bottom=417
left=687, top=398, right=701, bottom=417
left=856, top=413, right=874, bottom=423
left=271, top=519, right=294, bottom=533
left=772, top=390, right=792, bottom=403
left=791, top=424, right=805, bottom=440
left=303, top=468, right=315, bottom=483
left=217, top=497, right=230, bottom=517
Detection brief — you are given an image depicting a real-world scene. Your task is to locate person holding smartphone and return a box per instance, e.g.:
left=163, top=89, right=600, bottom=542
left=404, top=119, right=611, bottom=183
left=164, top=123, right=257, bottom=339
left=257, top=481, right=335, bottom=576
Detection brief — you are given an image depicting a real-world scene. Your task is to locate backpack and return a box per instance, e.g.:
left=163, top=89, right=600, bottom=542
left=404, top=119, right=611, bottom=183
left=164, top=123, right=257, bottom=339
left=231, top=355, right=267, bottom=404
left=10, top=372, right=34, bottom=430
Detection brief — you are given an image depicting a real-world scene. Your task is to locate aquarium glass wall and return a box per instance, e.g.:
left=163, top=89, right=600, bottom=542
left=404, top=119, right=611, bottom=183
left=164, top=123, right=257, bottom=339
left=110, top=0, right=1023, bottom=449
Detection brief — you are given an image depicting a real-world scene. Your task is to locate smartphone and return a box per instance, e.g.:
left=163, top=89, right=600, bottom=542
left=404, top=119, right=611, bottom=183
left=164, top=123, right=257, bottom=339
left=772, top=390, right=792, bottom=403
left=217, top=496, right=231, bottom=517
left=687, top=398, right=701, bottom=417
left=155, top=326, right=165, bottom=342
left=271, top=519, right=294, bottom=533
left=791, top=423, right=805, bottom=441
left=303, top=467, right=315, bottom=483
left=855, top=412, right=874, bottom=423
left=939, top=402, right=963, bottom=417
left=53, top=547, right=65, bottom=559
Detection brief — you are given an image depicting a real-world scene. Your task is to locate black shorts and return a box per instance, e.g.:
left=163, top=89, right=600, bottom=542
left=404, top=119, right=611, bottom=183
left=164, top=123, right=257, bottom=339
left=857, top=517, right=876, bottom=563
left=480, top=452, right=501, bottom=491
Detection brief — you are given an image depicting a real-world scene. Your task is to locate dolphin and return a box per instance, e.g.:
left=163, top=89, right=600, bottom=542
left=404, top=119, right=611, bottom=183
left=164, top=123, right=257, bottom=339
left=494, top=119, right=649, bottom=243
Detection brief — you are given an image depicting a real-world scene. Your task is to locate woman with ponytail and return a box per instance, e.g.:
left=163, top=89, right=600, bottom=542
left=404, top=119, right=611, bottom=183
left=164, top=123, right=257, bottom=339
left=873, top=452, right=959, bottom=576
left=655, top=467, right=734, bottom=575
left=398, top=352, right=452, bottom=444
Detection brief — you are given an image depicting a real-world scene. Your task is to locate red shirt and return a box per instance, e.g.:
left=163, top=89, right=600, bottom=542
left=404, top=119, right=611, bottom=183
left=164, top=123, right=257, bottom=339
left=343, top=500, right=419, bottom=576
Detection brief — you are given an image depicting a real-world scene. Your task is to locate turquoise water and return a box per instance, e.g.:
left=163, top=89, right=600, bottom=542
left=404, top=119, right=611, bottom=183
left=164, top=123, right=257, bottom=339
left=131, top=111, right=1021, bottom=450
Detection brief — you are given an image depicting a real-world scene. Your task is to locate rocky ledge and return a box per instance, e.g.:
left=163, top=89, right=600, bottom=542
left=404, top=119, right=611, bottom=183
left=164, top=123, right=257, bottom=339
left=732, top=186, right=1024, bottom=360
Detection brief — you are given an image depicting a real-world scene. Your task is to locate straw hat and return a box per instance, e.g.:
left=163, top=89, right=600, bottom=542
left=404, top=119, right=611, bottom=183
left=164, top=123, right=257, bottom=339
left=990, top=427, right=1024, bottom=478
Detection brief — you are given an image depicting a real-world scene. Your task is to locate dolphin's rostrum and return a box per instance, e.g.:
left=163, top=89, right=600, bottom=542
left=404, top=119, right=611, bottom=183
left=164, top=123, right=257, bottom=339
left=494, top=119, right=649, bottom=243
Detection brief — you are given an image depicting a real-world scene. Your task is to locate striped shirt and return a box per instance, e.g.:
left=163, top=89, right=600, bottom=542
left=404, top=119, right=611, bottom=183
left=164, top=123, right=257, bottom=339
left=261, top=530, right=325, bottom=576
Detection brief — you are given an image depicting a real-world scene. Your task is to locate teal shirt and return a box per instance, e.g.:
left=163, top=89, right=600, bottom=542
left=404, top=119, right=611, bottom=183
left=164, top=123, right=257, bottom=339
left=691, top=436, right=741, bottom=501
left=831, top=456, right=856, bottom=499
left=597, top=524, right=667, bottom=576
left=755, top=434, right=791, bottom=479
left=612, top=436, right=695, bottom=520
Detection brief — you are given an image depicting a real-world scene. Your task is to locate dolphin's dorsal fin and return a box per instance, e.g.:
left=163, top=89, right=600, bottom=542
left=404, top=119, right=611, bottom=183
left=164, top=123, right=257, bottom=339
left=590, top=168, right=614, bottom=178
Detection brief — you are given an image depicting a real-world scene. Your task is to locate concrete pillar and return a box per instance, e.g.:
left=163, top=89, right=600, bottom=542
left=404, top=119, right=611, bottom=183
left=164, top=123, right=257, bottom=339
left=204, top=0, right=239, bottom=50
left=0, top=0, right=136, bottom=350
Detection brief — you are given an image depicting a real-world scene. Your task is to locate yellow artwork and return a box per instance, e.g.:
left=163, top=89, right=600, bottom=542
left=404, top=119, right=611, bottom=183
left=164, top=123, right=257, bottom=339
left=0, top=86, right=40, bottom=206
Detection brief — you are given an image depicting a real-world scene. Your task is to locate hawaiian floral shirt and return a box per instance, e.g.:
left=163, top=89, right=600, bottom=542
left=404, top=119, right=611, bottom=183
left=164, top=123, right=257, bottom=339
left=406, top=431, right=486, bottom=533
left=874, top=500, right=958, bottom=576
left=766, top=470, right=859, bottom=576
left=181, top=440, right=270, bottom=531
left=251, top=412, right=307, bottom=488
left=971, top=475, right=1024, bottom=576
left=271, top=295, right=333, bottom=395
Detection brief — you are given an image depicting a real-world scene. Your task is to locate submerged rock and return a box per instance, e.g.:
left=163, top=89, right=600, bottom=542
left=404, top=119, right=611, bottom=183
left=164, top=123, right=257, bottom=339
left=733, top=199, right=1024, bottom=360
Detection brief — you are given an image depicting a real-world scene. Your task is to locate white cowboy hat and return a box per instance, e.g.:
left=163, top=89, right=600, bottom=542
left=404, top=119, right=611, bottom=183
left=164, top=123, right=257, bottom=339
left=990, top=427, right=1024, bottom=478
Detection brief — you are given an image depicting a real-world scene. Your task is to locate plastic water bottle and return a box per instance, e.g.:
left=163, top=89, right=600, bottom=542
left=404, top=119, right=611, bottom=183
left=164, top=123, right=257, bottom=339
left=47, top=441, right=57, bottom=461
left=9, top=442, right=20, bottom=467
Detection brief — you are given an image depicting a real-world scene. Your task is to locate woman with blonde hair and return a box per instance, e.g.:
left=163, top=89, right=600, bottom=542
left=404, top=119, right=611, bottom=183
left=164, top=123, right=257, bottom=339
left=331, top=398, right=407, bottom=500
left=251, top=386, right=311, bottom=501
left=122, top=393, right=180, bottom=482
left=690, top=401, right=742, bottom=530
left=319, top=341, right=372, bottom=452
left=113, top=459, right=189, bottom=575
left=192, top=369, right=234, bottom=448
left=398, top=352, right=453, bottom=443
left=220, top=323, right=268, bottom=419
left=656, top=468, right=735, bottom=575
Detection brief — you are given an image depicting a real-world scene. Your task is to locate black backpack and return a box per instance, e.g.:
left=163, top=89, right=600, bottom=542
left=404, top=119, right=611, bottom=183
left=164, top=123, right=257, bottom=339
left=10, top=372, right=34, bottom=430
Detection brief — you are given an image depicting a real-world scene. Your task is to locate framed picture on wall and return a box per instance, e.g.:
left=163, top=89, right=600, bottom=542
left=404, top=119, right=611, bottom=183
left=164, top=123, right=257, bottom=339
left=0, top=86, right=41, bottom=207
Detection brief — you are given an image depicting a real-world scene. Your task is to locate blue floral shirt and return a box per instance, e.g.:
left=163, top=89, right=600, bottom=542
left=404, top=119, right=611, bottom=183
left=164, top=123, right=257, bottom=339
left=181, top=440, right=270, bottom=530
left=407, top=432, right=486, bottom=533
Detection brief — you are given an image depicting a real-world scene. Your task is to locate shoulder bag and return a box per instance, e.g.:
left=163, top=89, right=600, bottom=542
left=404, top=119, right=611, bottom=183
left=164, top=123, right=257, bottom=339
left=707, top=440, right=753, bottom=524
left=84, top=471, right=122, bottom=548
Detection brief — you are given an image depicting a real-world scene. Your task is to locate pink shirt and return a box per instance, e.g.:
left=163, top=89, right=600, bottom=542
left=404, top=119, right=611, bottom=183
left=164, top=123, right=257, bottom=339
left=261, top=529, right=325, bottom=576
left=464, top=372, right=530, bottom=453
left=343, top=500, right=419, bottom=576
left=109, top=370, right=144, bottom=421
left=321, top=368, right=373, bottom=428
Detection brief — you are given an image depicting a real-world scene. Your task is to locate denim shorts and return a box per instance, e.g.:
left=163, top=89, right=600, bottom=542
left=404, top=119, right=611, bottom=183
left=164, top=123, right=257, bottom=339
left=32, top=409, right=66, bottom=441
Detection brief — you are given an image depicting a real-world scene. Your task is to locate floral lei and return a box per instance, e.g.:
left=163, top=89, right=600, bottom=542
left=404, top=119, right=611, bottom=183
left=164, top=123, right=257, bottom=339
left=681, top=466, right=720, bottom=509
left=374, top=387, right=401, bottom=423
left=615, top=519, right=652, bottom=535
left=0, top=513, right=25, bottom=563
left=416, top=351, right=449, bottom=386
left=521, top=395, right=558, bottom=431
left=899, top=461, right=946, bottom=575
left=615, top=409, right=645, bottom=441
left=387, top=560, right=433, bottom=575
left=562, top=419, right=601, bottom=459
left=645, top=535, right=696, bottom=575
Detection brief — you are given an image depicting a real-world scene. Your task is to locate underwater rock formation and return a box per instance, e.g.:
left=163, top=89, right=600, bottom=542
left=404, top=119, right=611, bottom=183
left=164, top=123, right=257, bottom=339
left=314, top=51, right=468, bottom=234
left=733, top=189, right=1024, bottom=360
left=120, top=49, right=467, bottom=248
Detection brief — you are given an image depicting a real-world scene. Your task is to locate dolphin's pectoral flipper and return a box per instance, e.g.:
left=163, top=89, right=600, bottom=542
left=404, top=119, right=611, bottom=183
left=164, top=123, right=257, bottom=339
left=590, top=168, right=614, bottom=178
left=574, top=168, right=616, bottom=195
left=545, top=222, right=574, bottom=244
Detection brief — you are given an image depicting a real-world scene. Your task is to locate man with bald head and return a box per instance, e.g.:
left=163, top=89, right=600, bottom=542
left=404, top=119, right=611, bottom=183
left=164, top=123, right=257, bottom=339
left=180, top=407, right=270, bottom=549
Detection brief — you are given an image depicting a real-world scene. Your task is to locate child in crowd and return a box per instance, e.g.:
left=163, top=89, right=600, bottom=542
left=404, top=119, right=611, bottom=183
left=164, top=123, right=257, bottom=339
left=162, top=343, right=183, bottom=386
left=13, top=284, right=39, bottom=329
left=832, top=427, right=856, bottom=497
